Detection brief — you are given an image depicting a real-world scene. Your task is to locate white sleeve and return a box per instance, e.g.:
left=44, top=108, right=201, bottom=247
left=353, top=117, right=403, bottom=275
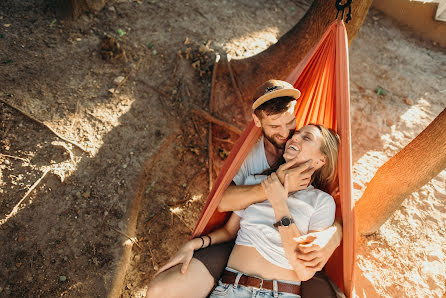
left=232, top=158, right=250, bottom=186
left=243, top=175, right=267, bottom=186
left=233, top=209, right=244, bottom=217
left=308, top=193, right=336, bottom=231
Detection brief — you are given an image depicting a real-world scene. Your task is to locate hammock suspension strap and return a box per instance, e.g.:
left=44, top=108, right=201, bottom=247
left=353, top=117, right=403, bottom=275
left=335, top=0, right=352, bottom=23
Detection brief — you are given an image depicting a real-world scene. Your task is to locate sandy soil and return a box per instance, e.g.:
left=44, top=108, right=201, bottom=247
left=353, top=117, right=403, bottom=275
left=0, top=0, right=445, bottom=297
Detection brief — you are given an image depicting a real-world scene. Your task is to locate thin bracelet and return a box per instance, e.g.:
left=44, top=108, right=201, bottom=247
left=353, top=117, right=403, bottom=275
left=198, top=236, right=205, bottom=249
left=205, top=235, right=212, bottom=247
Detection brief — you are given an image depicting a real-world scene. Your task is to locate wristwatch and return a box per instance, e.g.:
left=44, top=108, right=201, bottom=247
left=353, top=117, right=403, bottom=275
left=273, top=216, right=295, bottom=228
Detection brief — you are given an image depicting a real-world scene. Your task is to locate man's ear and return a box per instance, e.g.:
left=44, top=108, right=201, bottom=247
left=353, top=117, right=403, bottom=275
left=252, top=113, right=262, bottom=128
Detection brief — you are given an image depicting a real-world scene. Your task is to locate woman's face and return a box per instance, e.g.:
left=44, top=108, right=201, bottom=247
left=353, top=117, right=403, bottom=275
left=283, top=125, right=325, bottom=169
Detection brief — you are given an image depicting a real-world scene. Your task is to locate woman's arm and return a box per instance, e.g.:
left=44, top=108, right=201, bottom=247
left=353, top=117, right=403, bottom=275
left=261, top=173, right=316, bottom=281
left=155, top=213, right=240, bottom=275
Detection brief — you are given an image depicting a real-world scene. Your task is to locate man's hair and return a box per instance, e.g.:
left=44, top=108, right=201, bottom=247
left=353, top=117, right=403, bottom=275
left=253, top=96, right=295, bottom=119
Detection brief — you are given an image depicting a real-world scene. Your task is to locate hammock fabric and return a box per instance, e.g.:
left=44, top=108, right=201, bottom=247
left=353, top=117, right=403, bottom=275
left=192, top=20, right=354, bottom=296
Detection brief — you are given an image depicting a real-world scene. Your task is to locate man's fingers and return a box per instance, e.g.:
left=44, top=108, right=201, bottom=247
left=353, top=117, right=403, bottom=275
left=297, top=243, right=320, bottom=254
left=294, top=234, right=317, bottom=244
left=301, top=166, right=316, bottom=175
left=306, top=262, right=324, bottom=271
left=283, top=158, right=313, bottom=171
left=295, top=250, right=318, bottom=261
left=300, top=257, right=321, bottom=267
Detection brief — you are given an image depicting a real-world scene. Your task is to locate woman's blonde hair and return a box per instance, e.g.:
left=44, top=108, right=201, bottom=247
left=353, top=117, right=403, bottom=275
left=310, top=124, right=340, bottom=193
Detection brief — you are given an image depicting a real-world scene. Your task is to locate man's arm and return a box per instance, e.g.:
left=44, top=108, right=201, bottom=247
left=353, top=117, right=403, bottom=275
left=294, top=218, right=343, bottom=271
left=218, top=182, right=266, bottom=212
left=218, top=160, right=315, bottom=212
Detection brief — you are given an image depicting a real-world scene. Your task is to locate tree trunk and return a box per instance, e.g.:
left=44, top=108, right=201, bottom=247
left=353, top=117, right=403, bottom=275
left=209, top=0, right=373, bottom=181
left=56, top=0, right=106, bottom=19
left=355, top=108, right=446, bottom=235
left=210, top=0, right=373, bottom=130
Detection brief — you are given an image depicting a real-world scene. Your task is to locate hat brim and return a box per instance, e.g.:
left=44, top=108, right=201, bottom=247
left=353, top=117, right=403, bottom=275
left=252, top=88, right=301, bottom=110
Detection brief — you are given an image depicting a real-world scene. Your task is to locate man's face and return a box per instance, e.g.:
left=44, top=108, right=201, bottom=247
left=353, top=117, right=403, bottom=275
left=254, top=104, right=296, bottom=149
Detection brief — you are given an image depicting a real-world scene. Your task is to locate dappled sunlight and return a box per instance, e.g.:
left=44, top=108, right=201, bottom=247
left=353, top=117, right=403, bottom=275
left=399, top=98, right=433, bottom=129
left=223, top=27, right=280, bottom=58
left=76, top=94, right=136, bottom=156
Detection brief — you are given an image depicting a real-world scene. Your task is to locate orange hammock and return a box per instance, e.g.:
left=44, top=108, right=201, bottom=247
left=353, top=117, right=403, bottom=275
left=192, top=20, right=354, bottom=295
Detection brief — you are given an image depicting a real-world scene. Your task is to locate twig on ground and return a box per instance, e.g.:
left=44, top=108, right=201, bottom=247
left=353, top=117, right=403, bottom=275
left=0, top=168, right=50, bottom=226
left=0, top=153, right=30, bottom=163
left=146, top=241, right=159, bottom=271
left=52, top=141, right=76, bottom=164
left=172, top=56, right=180, bottom=78
left=192, top=108, right=242, bottom=135
left=144, top=212, right=162, bottom=227
left=109, top=225, right=143, bottom=250
left=213, top=136, right=234, bottom=144
left=148, top=85, right=170, bottom=99
left=0, top=98, right=88, bottom=153
left=191, top=116, right=205, bottom=145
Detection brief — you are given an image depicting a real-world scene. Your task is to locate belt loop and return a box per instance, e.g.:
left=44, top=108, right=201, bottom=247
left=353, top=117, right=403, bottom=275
left=273, top=280, right=279, bottom=298
left=259, top=278, right=263, bottom=289
left=233, top=272, right=242, bottom=288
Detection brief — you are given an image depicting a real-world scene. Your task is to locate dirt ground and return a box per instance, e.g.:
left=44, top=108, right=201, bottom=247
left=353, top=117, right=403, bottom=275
left=0, top=0, right=445, bottom=297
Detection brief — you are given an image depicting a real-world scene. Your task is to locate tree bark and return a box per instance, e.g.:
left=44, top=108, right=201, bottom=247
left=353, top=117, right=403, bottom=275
left=56, top=0, right=106, bottom=19
left=355, top=108, right=446, bottom=235
left=209, top=0, right=373, bottom=181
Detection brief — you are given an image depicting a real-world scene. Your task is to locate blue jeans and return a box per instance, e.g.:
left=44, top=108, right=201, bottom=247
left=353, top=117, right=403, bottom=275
left=209, top=267, right=301, bottom=298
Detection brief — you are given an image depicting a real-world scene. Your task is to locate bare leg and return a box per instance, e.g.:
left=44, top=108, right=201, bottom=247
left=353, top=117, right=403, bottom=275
left=146, top=258, right=214, bottom=298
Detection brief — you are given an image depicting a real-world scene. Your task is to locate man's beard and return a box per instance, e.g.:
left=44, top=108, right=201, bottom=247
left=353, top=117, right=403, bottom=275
left=264, top=130, right=294, bottom=150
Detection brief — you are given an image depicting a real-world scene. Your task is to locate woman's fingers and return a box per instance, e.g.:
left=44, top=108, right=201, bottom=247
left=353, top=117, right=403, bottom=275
left=180, top=256, right=192, bottom=274
left=154, top=261, right=174, bottom=277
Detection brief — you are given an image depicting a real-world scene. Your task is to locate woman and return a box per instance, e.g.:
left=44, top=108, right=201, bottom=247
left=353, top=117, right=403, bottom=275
left=153, top=124, right=340, bottom=298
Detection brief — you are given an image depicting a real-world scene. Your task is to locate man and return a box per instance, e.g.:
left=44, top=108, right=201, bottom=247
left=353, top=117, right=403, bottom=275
left=147, top=80, right=343, bottom=297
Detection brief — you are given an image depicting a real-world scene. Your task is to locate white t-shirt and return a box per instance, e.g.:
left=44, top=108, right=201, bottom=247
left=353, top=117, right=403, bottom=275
left=232, top=136, right=270, bottom=186
left=231, top=136, right=336, bottom=270
left=234, top=186, right=335, bottom=270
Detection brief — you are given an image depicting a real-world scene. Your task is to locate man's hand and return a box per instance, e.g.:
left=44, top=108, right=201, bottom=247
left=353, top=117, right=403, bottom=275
left=293, top=221, right=342, bottom=271
left=276, top=159, right=315, bottom=193
left=261, top=173, right=288, bottom=207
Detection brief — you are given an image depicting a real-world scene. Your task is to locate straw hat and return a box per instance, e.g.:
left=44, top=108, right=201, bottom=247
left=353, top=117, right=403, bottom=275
left=252, top=79, right=301, bottom=110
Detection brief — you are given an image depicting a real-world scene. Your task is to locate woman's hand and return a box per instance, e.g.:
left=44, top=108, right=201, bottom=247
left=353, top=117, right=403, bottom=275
left=261, top=172, right=288, bottom=207
left=154, top=240, right=196, bottom=276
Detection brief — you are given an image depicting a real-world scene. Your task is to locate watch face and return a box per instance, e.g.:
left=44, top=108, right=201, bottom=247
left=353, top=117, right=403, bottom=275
left=282, top=217, right=291, bottom=226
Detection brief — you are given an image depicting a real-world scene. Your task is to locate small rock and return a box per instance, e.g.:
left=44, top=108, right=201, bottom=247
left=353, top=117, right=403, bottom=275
left=108, top=88, right=115, bottom=94
left=182, top=183, right=187, bottom=188
left=386, top=119, right=393, bottom=127
left=4, top=159, right=10, bottom=165
left=113, top=76, right=125, bottom=85
left=108, top=6, right=116, bottom=12
left=134, top=254, right=140, bottom=263
left=82, top=190, right=90, bottom=199
left=59, top=275, right=67, bottom=282
left=404, top=98, right=414, bottom=105
left=122, top=164, right=127, bottom=169
left=4, top=24, right=11, bottom=28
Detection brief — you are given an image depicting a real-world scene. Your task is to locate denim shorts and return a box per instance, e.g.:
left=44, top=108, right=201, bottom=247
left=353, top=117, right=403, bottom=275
left=209, top=267, right=301, bottom=298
